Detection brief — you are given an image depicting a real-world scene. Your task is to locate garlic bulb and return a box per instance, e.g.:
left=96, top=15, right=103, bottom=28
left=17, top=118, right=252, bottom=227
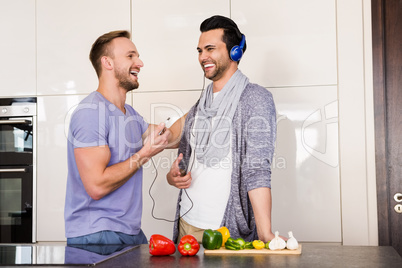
left=286, top=231, right=299, bottom=250
left=268, top=231, right=286, bottom=250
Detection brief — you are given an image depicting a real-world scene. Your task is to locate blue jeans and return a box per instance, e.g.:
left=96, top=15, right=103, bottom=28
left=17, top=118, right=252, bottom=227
left=67, top=230, right=148, bottom=245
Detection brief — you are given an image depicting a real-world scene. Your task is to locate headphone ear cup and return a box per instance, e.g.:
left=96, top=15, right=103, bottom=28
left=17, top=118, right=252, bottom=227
left=230, top=35, right=245, bottom=62
left=230, top=45, right=243, bottom=62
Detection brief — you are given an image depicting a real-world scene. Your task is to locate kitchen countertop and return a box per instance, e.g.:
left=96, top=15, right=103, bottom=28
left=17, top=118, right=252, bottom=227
left=3, top=243, right=402, bottom=267
left=95, top=243, right=402, bottom=268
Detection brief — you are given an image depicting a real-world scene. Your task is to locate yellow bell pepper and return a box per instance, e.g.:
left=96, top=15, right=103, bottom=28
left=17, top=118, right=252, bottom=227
left=217, top=226, right=230, bottom=247
left=252, top=240, right=265, bottom=250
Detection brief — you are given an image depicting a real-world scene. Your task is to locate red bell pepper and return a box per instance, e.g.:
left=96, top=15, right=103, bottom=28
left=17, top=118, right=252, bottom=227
left=178, top=234, right=200, bottom=256
left=149, top=234, right=176, bottom=256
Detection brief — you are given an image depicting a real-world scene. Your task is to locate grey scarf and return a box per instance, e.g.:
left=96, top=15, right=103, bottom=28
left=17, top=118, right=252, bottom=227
left=194, top=69, right=249, bottom=167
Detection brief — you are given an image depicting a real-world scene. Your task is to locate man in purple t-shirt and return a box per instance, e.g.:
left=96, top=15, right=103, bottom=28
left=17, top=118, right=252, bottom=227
left=65, top=30, right=180, bottom=245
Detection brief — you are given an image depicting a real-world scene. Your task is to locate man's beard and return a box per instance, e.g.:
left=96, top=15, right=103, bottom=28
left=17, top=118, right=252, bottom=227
left=204, top=59, right=230, bottom=82
left=115, top=68, right=139, bottom=92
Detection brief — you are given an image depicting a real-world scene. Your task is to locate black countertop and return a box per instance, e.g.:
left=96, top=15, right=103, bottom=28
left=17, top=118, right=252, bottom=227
left=2, top=243, right=402, bottom=267
left=100, top=243, right=402, bottom=268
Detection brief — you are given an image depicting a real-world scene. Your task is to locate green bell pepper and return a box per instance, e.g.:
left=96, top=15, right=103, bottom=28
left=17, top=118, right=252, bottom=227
left=245, top=241, right=254, bottom=249
left=234, top=238, right=246, bottom=249
left=202, top=229, right=223, bottom=250
left=224, top=237, right=247, bottom=250
left=225, top=238, right=241, bottom=250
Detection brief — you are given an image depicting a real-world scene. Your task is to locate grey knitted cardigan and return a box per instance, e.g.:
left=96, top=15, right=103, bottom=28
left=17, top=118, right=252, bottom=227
left=173, top=82, right=277, bottom=243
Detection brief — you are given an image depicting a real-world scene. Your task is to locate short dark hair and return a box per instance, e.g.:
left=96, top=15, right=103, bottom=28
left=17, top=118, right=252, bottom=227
left=200, top=15, right=246, bottom=59
left=89, top=30, right=131, bottom=77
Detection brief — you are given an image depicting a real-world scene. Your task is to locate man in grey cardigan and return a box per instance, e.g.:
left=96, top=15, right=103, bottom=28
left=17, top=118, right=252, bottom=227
left=167, top=15, right=277, bottom=244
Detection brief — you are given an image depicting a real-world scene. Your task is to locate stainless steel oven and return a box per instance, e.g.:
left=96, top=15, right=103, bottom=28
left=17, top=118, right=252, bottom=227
left=0, top=98, right=36, bottom=243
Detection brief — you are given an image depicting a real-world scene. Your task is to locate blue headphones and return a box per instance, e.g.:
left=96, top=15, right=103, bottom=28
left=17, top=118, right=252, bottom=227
left=230, top=34, right=246, bottom=62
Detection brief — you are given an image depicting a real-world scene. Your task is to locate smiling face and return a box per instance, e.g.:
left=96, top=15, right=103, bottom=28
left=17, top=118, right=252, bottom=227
left=109, top=37, right=144, bottom=92
left=197, top=29, right=232, bottom=82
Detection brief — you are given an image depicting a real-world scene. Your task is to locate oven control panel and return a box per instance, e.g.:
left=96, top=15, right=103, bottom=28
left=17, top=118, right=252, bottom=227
left=0, top=103, right=36, bottom=117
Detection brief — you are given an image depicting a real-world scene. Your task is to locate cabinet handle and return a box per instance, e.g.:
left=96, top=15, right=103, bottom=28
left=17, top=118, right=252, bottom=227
left=0, top=119, right=32, bottom=125
left=0, top=168, right=27, bottom=173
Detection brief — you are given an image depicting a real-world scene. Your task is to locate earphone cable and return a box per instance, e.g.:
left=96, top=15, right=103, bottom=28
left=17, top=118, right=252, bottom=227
left=149, top=156, right=194, bottom=223
left=148, top=73, right=206, bottom=223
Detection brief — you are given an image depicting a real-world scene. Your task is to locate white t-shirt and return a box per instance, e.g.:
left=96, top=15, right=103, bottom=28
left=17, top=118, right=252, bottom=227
left=180, top=92, right=232, bottom=229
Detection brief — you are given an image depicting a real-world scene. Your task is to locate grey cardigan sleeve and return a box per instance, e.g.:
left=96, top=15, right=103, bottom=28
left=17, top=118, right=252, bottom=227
left=239, top=84, right=277, bottom=192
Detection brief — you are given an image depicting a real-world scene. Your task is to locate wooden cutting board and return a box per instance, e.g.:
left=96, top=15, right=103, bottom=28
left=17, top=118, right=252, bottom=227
left=204, top=244, right=302, bottom=255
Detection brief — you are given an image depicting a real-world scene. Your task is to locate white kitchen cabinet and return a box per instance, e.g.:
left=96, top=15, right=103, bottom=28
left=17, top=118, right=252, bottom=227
left=231, top=0, right=337, bottom=88
left=132, top=90, right=202, bottom=239
left=36, top=0, right=131, bottom=96
left=36, top=95, right=85, bottom=241
left=131, top=0, right=229, bottom=92
left=0, top=0, right=36, bottom=97
left=270, top=85, right=341, bottom=242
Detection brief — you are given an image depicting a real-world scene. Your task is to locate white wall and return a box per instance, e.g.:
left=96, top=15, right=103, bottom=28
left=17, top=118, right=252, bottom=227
left=0, top=0, right=377, bottom=245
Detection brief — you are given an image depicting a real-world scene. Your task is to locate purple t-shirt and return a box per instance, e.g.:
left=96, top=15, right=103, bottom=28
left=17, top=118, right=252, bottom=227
left=64, top=92, right=149, bottom=238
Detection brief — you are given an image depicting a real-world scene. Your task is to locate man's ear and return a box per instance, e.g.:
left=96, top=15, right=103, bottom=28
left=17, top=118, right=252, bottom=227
left=101, top=56, right=113, bottom=70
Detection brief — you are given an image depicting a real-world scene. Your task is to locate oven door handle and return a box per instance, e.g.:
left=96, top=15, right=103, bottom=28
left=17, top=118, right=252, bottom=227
left=0, top=119, right=32, bottom=125
left=0, top=168, right=27, bottom=173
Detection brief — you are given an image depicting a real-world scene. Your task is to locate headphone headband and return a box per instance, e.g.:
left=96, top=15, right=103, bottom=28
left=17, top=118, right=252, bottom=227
left=239, top=35, right=245, bottom=50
